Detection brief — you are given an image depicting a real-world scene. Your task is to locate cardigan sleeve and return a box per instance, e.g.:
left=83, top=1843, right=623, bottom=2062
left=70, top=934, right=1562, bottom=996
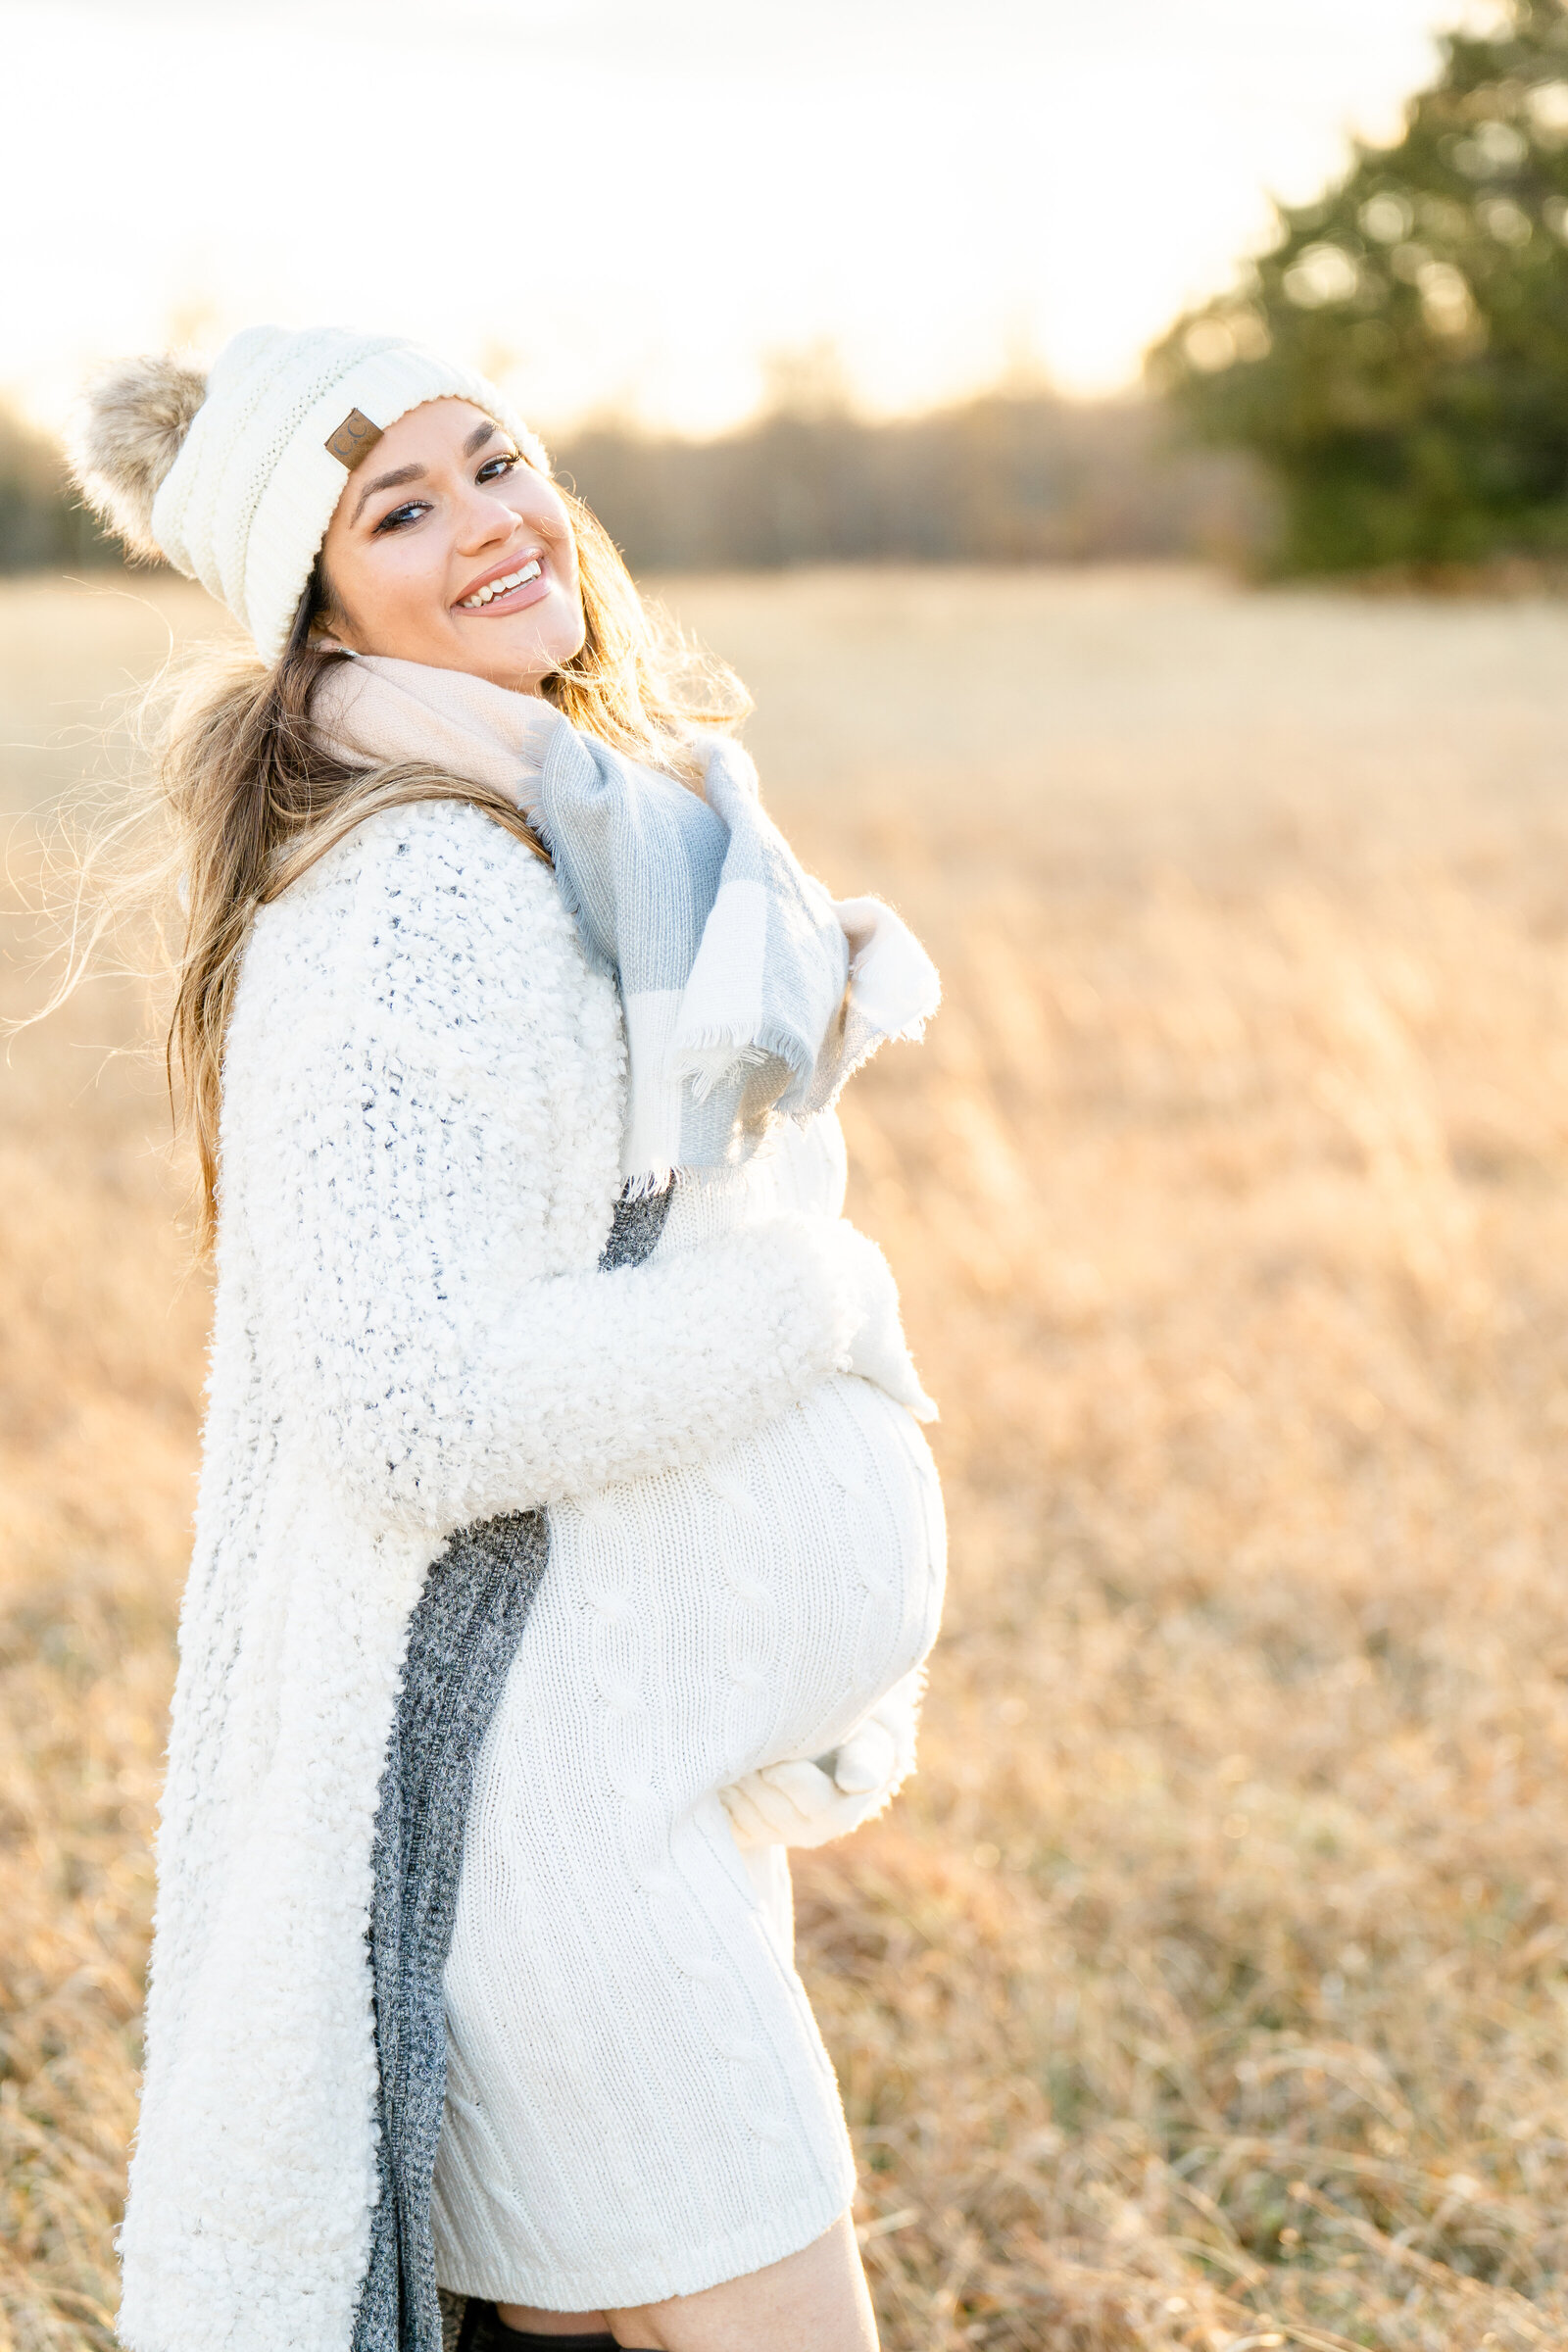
left=233, top=815, right=896, bottom=1544
left=287, top=1190, right=877, bottom=1543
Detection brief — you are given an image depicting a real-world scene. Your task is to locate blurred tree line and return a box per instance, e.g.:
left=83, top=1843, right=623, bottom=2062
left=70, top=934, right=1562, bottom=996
left=551, top=370, right=1257, bottom=570
left=0, top=366, right=1257, bottom=577
left=0, top=406, right=108, bottom=570
left=1154, top=0, right=1568, bottom=573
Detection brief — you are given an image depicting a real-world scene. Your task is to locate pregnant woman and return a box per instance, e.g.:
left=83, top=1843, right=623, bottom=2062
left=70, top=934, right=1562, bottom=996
left=72, top=328, right=944, bottom=2352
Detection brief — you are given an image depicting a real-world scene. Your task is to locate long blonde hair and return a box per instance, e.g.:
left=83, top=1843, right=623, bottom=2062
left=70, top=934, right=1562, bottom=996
left=65, top=487, right=746, bottom=1253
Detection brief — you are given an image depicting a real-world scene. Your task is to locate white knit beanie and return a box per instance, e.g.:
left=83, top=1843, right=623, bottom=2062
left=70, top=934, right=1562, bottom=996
left=71, top=325, right=548, bottom=662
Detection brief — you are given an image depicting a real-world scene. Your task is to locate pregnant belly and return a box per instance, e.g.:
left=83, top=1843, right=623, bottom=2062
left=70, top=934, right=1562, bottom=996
left=534, top=1372, right=947, bottom=1805
left=705, top=1373, right=947, bottom=1765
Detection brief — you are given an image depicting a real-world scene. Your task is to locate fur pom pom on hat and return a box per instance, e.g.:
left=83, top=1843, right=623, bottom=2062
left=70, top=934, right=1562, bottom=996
left=70, top=354, right=209, bottom=564
left=69, top=325, right=548, bottom=662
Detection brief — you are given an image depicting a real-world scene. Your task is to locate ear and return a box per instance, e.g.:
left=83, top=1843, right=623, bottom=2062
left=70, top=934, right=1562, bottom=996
left=67, top=353, right=209, bottom=560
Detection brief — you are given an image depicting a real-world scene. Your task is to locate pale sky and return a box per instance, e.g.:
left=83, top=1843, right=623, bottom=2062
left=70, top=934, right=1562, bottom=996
left=1, top=0, right=1505, bottom=439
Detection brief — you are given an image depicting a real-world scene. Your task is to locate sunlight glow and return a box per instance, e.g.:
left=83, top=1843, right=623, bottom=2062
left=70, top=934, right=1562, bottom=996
left=0, top=0, right=1467, bottom=435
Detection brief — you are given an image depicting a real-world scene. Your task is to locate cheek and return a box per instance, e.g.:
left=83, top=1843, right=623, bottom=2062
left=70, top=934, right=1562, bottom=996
left=330, top=537, right=446, bottom=646
left=384, top=543, right=455, bottom=631
left=547, top=570, right=588, bottom=662
left=531, top=523, right=584, bottom=652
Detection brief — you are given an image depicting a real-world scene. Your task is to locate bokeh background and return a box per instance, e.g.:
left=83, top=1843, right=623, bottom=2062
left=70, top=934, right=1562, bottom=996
left=9, top=5, right=1568, bottom=2350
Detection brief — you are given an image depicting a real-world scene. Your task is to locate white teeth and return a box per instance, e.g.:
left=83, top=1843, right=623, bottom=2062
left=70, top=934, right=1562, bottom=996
left=460, top=559, right=542, bottom=611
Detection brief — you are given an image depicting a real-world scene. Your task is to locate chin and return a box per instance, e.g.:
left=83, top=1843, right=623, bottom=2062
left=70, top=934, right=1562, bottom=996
left=471, top=613, right=584, bottom=690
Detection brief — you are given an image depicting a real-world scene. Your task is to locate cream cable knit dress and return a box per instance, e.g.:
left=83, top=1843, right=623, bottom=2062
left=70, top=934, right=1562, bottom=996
left=432, top=1115, right=946, bottom=2310
left=118, top=790, right=943, bottom=2352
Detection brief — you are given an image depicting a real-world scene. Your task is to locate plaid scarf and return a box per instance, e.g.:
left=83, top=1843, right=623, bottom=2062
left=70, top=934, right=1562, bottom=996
left=315, top=655, right=940, bottom=1190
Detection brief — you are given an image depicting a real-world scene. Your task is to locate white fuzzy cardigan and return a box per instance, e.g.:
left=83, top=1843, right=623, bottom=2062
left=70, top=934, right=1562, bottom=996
left=118, top=799, right=896, bottom=2352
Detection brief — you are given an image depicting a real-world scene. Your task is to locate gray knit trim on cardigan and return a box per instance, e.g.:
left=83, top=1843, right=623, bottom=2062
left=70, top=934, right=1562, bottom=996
left=354, top=1509, right=548, bottom=2352
left=596, top=1177, right=677, bottom=1271
left=354, top=1179, right=674, bottom=2352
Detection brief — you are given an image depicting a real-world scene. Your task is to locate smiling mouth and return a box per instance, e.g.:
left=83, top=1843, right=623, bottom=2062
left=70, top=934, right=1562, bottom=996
left=458, top=557, right=543, bottom=612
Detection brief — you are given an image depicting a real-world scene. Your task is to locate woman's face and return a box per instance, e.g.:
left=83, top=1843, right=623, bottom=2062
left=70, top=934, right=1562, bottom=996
left=318, top=398, right=584, bottom=690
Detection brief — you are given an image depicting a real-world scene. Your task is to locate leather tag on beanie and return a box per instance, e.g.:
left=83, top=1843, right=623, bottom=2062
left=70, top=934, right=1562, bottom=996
left=324, top=409, right=383, bottom=468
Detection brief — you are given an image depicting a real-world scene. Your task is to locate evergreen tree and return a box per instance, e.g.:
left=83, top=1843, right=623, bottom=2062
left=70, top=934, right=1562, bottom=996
left=1151, top=0, right=1568, bottom=572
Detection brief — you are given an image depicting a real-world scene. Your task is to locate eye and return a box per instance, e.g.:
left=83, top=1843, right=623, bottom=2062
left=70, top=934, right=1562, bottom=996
left=477, top=451, right=520, bottom=484
left=373, top=500, right=431, bottom=534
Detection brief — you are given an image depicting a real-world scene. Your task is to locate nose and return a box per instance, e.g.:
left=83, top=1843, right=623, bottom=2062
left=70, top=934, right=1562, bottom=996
left=453, top=469, right=526, bottom=556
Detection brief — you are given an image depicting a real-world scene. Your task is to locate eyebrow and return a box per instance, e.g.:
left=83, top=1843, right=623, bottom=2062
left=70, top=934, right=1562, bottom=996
left=352, top=462, right=421, bottom=526
left=350, top=422, right=506, bottom=526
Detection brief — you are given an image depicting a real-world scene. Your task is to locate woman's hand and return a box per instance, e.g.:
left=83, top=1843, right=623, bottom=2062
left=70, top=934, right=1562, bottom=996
left=718, top=1669, right=925, bottom=1850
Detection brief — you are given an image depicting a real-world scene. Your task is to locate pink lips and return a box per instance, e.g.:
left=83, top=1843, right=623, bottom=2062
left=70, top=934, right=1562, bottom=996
left=453, top=552, right=552, bottom=618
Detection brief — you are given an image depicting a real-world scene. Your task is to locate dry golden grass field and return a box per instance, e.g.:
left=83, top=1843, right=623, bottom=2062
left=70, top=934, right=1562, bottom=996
left=7, top=564, right=1568, bottom=2352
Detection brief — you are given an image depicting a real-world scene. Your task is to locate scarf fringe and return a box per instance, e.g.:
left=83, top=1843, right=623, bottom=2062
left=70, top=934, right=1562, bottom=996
left=672, top=1038, right=773, bottom=1104
left=620, top=1164, right=677, bottom=1201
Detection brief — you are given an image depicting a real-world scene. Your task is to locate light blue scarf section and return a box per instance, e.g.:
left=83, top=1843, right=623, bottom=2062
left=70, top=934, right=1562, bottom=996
left=314, top=654, right=941, bottom=1189
left=539, top=723, right=908, bottom=1186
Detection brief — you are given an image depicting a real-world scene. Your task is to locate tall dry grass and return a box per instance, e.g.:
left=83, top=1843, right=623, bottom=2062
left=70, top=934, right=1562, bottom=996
left=6, top=566, right=1568, bottom=2351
